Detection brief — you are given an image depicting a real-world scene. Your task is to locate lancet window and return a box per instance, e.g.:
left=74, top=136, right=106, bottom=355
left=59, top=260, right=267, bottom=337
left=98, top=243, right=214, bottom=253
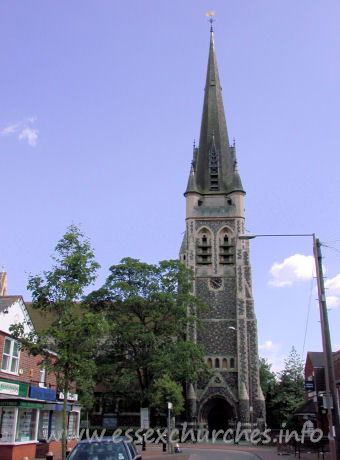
left=218, top=227, right=234, bottom=265
left=196, top=228, right=212, bottom=266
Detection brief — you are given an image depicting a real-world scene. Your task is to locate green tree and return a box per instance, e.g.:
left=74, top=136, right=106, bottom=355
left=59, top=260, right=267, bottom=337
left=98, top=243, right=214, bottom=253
left=259, top=357, right=276, bottom=398
left=259, top=357, right=278, bottom=427
left=151, top=375, right=184, bottom=416
left=86, top=257, right=209, bottom=412
left=269, top=347, right=305, bottom=428
left=10, top=225, right=106, bottom=460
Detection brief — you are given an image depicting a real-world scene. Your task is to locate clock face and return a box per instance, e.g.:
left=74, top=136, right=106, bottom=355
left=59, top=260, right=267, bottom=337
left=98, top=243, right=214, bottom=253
left=210, top=277, right=222, bottom=290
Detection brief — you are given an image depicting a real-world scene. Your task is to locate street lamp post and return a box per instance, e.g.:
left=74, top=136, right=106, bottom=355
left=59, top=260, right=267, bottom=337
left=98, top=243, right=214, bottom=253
left=239, top=233, right=340, bottom=460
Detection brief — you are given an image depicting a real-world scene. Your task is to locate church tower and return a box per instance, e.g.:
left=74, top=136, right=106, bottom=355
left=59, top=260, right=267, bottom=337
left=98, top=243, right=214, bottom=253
left=180, top=25, right=265, bottom=430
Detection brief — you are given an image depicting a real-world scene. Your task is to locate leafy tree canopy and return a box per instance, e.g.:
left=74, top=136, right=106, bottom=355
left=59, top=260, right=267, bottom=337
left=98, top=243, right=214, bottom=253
left=259, top=357, right=277, bottom=398
left=266, top=347, right=305, bottom=428
left=10, top=225, right=107, bottom=460
left=151, top=375, right=184, bottom=416
left=86, top=257, right=209, bottom=407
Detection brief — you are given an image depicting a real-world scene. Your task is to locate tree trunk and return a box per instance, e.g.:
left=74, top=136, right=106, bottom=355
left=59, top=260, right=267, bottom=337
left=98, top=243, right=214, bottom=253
left=62, top=379, right=69, bottom=460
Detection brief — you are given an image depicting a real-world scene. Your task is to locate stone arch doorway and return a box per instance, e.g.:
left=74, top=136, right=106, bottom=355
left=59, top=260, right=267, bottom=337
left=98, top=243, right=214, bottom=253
left=200, top=396, right=234, bottom=436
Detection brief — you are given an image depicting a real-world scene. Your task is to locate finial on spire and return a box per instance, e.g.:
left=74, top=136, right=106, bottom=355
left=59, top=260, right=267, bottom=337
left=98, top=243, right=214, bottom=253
left=205, top=11, right=215, bottom=31
left=2, top=264, right=5, bottom=273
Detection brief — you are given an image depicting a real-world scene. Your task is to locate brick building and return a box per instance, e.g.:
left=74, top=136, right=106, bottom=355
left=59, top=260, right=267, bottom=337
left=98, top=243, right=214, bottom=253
left=295, top=351, right=340, bottom=435
left=0, top=286, right=81, bottom=460
left=179, top=25, right=265, bottom=431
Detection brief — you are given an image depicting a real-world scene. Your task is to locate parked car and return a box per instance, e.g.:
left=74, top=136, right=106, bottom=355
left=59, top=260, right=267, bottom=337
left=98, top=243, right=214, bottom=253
left=67, top=436, right=142, bottom=460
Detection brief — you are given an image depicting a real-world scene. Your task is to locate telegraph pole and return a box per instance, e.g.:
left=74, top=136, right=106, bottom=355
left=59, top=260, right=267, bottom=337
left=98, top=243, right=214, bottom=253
left=239, top=232, right=340, bottom=457
left=313, top=235, right=340, bottom=460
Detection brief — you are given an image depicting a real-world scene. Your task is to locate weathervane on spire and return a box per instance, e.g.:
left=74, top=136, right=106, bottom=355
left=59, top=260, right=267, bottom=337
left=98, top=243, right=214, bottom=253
left=205, top=11, right=215, bottom=31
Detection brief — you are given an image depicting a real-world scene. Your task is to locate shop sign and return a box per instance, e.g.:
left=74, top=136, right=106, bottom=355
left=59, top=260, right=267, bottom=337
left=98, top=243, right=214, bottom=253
left=0, top=400, right=44, bottom=408
left=0, top=380, right=19, bottom=395
left=43, top=404, right=56, bottom=410
left=0, top=400, right=18, bottom=406
left=30, top=385, right=56, bottom=401
left=54, top=403, right=72, bottom=411
left=19, top=401, right=44, bottom=408
left=44, top=403, right=72, bottom=411
left=305, top=381, right=315, bottom=391
left=59, top=391, right=78, bottom=401
left=0, top=379, right=29, bottom=398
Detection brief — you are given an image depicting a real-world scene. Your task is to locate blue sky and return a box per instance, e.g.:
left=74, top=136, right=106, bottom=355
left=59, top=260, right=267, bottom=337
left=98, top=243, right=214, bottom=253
left=1, top=1, right=339, bottom=372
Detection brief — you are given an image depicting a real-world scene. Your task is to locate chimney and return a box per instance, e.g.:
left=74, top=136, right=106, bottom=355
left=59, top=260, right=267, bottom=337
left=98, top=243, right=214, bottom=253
left=0, top=265, right=7, bottom=296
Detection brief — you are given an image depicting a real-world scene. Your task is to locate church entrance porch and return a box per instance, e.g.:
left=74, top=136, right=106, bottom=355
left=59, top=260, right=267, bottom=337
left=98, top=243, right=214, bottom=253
left=200, top=396, right=235, bottom=437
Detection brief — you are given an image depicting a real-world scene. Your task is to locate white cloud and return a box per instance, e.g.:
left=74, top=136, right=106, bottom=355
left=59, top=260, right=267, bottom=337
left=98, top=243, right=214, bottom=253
left=325, top=274, right=340, bottom=294
left=325, top=274, right=340, bottom=309
left=0, top=123, right=20, bottom=135
left=259, top=340, right=279, bottom=351
left=268, top=254, right=315, bottom=287
left=326, top=296, right=339, bottom=309
left=0, top=117, right=38, bottom=147
left=19, top=127, right=38, bottom=147
left=259, top=340, right=284, bottom=372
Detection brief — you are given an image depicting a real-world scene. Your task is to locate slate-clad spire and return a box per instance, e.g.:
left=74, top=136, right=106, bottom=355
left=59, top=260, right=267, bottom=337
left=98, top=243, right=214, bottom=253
left=186, top=26, right=244, bottom=195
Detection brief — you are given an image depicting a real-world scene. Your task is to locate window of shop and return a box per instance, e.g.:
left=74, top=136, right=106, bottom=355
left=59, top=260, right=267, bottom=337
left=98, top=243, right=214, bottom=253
left=51, top=411, right=63, bottom=434
left=1, top=337, right=20, bottom=374
left=0, top=408, right=16, bottom=443
left=38, top=410, right=50, bottom=440
left=68, top=412, right=78, bottom=437
left=15, top=408, right=37, bottom=442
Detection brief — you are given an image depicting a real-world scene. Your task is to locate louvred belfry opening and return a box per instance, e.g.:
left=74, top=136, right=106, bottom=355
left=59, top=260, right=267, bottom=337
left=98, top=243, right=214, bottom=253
left=209, top=136, right=219, bottom=191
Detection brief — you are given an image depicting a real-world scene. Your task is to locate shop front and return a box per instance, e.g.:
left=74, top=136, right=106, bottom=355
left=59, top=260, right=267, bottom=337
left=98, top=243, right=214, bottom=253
left=0, top=399, right=44, bottom=460
left=0, top=379, right=81, bottom=460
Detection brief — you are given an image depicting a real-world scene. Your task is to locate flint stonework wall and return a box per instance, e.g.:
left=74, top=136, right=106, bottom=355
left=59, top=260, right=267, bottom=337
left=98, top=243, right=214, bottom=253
left=196, top=278, right=236, bottom=320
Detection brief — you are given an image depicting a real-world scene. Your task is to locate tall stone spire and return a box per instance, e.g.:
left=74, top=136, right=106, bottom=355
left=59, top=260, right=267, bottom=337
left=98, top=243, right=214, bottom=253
left=180, top=21, right=265, bottom=431
left=186, top=26, right=244, bottom=195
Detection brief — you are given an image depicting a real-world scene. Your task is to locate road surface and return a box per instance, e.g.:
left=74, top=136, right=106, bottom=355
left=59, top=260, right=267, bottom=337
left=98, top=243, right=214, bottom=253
left=183, top=447, right=261, bottom=459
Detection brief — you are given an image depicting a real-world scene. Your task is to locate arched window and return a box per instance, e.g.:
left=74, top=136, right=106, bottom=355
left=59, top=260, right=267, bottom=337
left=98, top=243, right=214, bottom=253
left=230, top=358, right=235, bottom=368
left=222, top=358, right=228, bottom=369
left=219, top=228, right=234, bottom=265
left=207, top=358, right=212, bottom=368
left=197, top=228, right=212, bottom=265
left=215, top=358, right=220, bottom=368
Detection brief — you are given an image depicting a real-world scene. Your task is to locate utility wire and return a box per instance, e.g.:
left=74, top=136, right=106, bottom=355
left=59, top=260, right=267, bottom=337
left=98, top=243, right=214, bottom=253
left=322, top=243, right=340, bottom=255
